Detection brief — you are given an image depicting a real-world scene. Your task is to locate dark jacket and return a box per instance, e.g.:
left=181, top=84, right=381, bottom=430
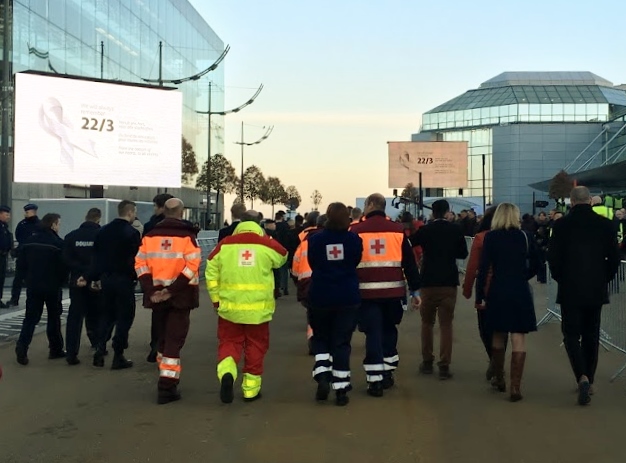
left=548, top=204, right=621, bottom=307
left=0, top=221, right=12, bottom=254
left=15, top=216, right=40, bottom=244
left=410, top=219, right=468, bottom=287
left=143, top=214, right=165, bottom=237
left=308, top=229, right=363, bottom=308
left=20, top=228, right=68, bottom=292
left=218, top=221, right=240, bottom=242
left=273, top=221, right=290, bottom=248
left=285, top=226, right=302, bottom=267
left=91, top=218, right=141, bottom=281
left=63, top=221, right=101, bottom=285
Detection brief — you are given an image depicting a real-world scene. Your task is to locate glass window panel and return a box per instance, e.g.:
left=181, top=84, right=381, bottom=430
left=540, top=105, right=551, bottom=116
left=552, top=103, right=564, bottom=115
left=529, top=104, right=541, bottom=115
left=454, top=110, right=463, bottom=121
left=575, top=104, right=587, bottom=115
left=563, top=104, right=576, bottom=115
left=49, top=0, right=66, bottom=29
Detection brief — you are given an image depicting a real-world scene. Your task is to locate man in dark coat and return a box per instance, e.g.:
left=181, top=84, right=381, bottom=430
left=218, top=203, right=246, bottom=242
left=548, top=186, right=621, bottom=406
left=15, top=213, right=68, bottom=365
left=8, top=203, right=40, bottom=307
left=0, top=205, right=12, bottom=308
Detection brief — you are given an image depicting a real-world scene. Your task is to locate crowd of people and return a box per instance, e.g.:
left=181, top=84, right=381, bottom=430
left=0, top=187, right=621, bottom=408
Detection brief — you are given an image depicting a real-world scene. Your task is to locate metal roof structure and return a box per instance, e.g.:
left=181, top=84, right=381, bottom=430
left=529, top=160, right=626, bottom=193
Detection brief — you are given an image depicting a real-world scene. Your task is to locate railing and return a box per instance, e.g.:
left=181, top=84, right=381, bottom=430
left=197, top=237, right=219, bottom=280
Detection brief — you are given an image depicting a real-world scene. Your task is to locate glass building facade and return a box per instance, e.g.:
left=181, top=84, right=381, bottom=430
left=416, top=72, right=626, bottom=209
left=1, top=0, right=224, bottom=189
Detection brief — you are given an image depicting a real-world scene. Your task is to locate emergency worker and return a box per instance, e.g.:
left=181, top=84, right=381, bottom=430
left=592, top=196, right=614, bottom=220
left=350, top=194, right=421, bottom=397
left=136, top=198, right=201, bottom=404
left=206, top=210, right=287, bottom=404
left=8, top=204, right=40, bottom=307
left=63, top=208, right=102, bottom=364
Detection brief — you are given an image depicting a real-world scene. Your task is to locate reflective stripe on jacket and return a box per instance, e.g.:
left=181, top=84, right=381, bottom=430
left=206, top=221, right=288, bottom=324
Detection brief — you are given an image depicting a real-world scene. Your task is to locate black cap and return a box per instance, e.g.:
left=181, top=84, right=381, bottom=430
left=0, top=205, right=10, bottom=213
left=24, top=203, right=38, bottom=212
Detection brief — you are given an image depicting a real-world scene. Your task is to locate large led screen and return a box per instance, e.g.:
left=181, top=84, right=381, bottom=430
left=14, top=73, right=182, bottom=188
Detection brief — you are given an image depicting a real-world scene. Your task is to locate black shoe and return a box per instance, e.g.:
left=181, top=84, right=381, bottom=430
left=382, top=374, right=395, bottom=390
left=7, top=299, right=19, bottom=307
left=335, top=390, right=349, bottom=406
left=578, top=380, right=591, bottom=406
left=243, top=392, right=262, bottom=403
left=66, top=356, right=80, bottom=366
left=315, top=377, right=331, bottom=401
left=146, top=350, right=158, bottom=363
left=15, top=345, right=29, bottom=366
left=367, top=381, right=384, bottom=398
left=111, top=354, right=133, bottom=370
left=48, top=350, right=67, bottom=360
left=220, top=373, right=235, bottom=404
left=158, top=387, right=182, bottom=405
left=93, top=353, right=105, bottom=367
left=439, top=366, right=453, bottom=380
left=0, top=301, right=8, bottom=309
left=419, top=361, right=434, bottom=375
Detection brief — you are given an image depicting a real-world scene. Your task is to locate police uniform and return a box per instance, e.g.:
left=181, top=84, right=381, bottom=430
left=350, top=211, right=421, bottom=396
left=136, top=218, right=201, bottom=404
left=10, top=204, right=40, bottom=306
left=0, top=206, right=12, bottom=308
left=63, top=220, right=102, bottom=364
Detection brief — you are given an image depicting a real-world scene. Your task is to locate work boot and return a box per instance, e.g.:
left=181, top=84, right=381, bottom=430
left=66, top=356, right=80, bottom=366
left=243, top=392, right=262, bottom=403
left=439, top=365, right=453, bottom=380
left=490, top=347, right=506, bottom=392
left=146, top=349, right=158, bottom=363
left=48, top=350, right=67, bottom=360
left=419, top=361, right=434, bottom=375
left=367, top=381, right=384, bottom=398
left=220, top=373, right=234, bottom=404
left=93, top=352, right=105, bottom=368
left=111, top=354, right=133, bottom=370
left=15, top=344, right=29, bottom=366
left=382, top=373, right=395, bottom=390
left=335, top=390, right=349, bottom=407
left=157, top=386, right=181, bottom=405
left=509, top=352, right=526, bottom=402
left=315, top=375, right=331, bottom=401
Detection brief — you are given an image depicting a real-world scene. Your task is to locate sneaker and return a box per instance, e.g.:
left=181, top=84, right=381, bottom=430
left=578, top=380, right=591, bottom=406
left=382, top=374, right=395, bottom=390
left=220, top=373, right=234, bottom=404
left=48, top=350, right=67, bottom=360
left=419, top=361, right=434, bottom=375
left=366, top=381, right=384, bottom=398
left=335, top=390, right=349, bottom=406
left=315, top=377, right=331, bottom=401
left=66, top=356, right=80, bottom=366
left=157, top=387, right=182, bottom=405
left=15, top=345, right=29, bottom=366
left=438, top=366, right=453, bottom=380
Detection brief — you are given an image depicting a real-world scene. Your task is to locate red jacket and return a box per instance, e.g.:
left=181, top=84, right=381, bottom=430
left=462, top=230, right=492, bottom=307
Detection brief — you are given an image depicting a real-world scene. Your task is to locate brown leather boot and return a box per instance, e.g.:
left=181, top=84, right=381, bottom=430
left=490, top=347, right=506, bottom=392
left=510, top=352, right=526, bottom=402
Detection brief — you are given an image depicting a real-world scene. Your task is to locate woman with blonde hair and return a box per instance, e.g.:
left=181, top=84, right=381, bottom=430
left=476, top=203, right=539, bottom=402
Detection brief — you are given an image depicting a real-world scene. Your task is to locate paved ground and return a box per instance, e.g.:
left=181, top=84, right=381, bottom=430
left=1, top=283, right=626, bottom=463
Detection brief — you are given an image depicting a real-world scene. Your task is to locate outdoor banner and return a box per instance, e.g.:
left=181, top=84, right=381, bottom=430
left=13, top=72, right=183, bottom=188
left=388, top=141, right=468, bottom=188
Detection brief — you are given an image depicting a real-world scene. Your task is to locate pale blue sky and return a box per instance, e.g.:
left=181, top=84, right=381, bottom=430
left=191, top=0, right=626, bottom=214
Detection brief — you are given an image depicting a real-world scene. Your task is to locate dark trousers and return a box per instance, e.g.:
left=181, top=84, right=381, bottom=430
left=154, top=305, right=191, bottom=391
left=149, top=311, right=159, bottom=352
left=65, top=287, right=102, bottom=357
left=0, top=253, right=7, bottom=300
left=537, top=249, right=547, bottom=283
left=11, top=257, right=24, bottom=302
left=310, top=305, right=358, bottom=391
left=17, top=288, right=64, bottom=352
left=359, top=299, right=404, bottom=383
left=278, top=264, right=289, bottom=293
left=477, top=309, right=508, bottom=359
left=561, top=304, right=602, bottom=384
left=96, top=275, right=136, bottom=355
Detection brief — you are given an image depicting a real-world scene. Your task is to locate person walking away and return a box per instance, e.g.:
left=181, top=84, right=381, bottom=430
left=274, top=211, right=291, bottom=296
left=411, top=199, right=468, bottom=380
left=350, top=207, right=363, bottom=226
left=91, top=200, right=141, bottom=370
left=136, top=198, right=201, bottom=404
left=351, top=194, right=421, bottom=397
left=462, top=206, right=508, bottom=381
left=63, top=208, right=102, bottom=365
left=307, top=203, right=363, bottom=406
left=0, top=206, right=12, bottom=308
left=206, top=210, right=287, bottom=403
left=8, top=204, right=40, bottom=307
left=15, top=214, right=68, bottom=365
left=548, top=186, right=620, bottom=406
left=476, top=203, right=540, bottom=402
left=218, top=203, right=247, bottom=242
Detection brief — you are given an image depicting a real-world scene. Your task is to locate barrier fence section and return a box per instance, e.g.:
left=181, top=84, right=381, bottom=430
left=538, top=261, right=626, bottom=382
left=197, top=237, right=218, bottom=281
left=457, top=236, right=474, bottom=274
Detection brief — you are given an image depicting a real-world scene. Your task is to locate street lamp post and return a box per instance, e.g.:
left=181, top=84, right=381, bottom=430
left=235, top=123, right=274, bottom=203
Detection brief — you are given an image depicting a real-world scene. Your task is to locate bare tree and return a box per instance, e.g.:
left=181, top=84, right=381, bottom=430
left=311, top=189, right=323, bottom=211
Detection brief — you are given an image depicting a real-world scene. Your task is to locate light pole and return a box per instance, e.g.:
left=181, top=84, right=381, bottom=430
left=197, top=84, right=264, bottom=228
left=235, top=123, right=274, bottom=203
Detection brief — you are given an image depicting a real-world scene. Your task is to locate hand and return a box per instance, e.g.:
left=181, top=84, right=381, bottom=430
left=462, top=289, right=471, bottom=300
left=150, top=289, right=171, bottom=304
left=410, top=296, right=422, bottom=311
left=475, top=302, right=486, bottom=310
left=76, top=277, right=87, bottom=288
left=90, top=281, right=102, bottom=291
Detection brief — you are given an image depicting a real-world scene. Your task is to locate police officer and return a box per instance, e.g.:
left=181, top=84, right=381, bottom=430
left=350, top=193, right=421, bottom=397
left=15, top=213, right=68, bottom=365
left=91, top=200, right=141, bottom=370
left=8, top=204, right=40, bottom=307
left=0, top=206, right=12, bottom=308
left=63, top=208, right=102, bottom=365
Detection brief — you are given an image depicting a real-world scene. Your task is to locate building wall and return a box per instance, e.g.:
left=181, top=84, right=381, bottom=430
left=492, top=123, right=604, bottom=213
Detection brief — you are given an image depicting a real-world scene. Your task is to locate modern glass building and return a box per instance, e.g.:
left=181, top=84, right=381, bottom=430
left=1, top=0, right=224, bottom=222
left=414, top=72, right=626, bottom=213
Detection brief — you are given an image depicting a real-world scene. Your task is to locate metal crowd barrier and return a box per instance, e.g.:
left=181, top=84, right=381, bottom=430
left=538, top=261, right=626, bottom=382
left=457, top=236, right=474, bottom=274
left=197, top=237, right=218, bottom=280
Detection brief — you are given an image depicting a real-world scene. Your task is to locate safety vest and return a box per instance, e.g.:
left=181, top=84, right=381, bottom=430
left=618, top=223, right=624, bottom=244
left=605, top=195, right=615, bottom=209
left=350, top=214, right=406, bottom=300
left=135, top=230, right=201, bottom=287
left=292, top=227, right=318, bottom=280
left=593, top=205, right=614, bottom=220
left=615, top=198, right=623, bottom=209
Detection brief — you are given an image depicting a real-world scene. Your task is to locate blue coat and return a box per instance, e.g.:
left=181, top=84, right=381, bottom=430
left=307, top=229, right=363, bottom=308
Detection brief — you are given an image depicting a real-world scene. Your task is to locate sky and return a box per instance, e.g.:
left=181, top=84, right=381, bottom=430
left=190, top=0, right=626, bottom=216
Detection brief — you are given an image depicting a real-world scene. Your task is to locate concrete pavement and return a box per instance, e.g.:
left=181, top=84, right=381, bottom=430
left=1, top=285, right=626, bottom=463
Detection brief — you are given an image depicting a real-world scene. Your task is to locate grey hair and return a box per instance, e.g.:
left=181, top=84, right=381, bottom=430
left=571, top=186, right=591, bottom=205
left=241, top=210, right=261, bottom=224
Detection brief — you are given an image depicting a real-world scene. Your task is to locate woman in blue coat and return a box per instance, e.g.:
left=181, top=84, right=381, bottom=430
left=307, top=202, right=363, bottom=406
left=476, top=203, right=539, bottom=402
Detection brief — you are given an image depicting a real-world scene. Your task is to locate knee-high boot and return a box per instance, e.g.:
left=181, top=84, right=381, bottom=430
left=510, top=352, right=526, bottom=402
left=490, top=347, right=506, bottom=392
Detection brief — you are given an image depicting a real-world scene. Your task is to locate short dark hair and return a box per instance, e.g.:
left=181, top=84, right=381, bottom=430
left=432, top=200, right=450, bottom=219
left=295, top=214, right=304, bottom=225
left=41, top=213, right=61, bottom=230
left=325, top=202, right=351, bottom=231
left=118, top=200, right=136, bottom=217
left=85, top=208, right=101, bottom=222
left=153, top=193, right=174, bottom=208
